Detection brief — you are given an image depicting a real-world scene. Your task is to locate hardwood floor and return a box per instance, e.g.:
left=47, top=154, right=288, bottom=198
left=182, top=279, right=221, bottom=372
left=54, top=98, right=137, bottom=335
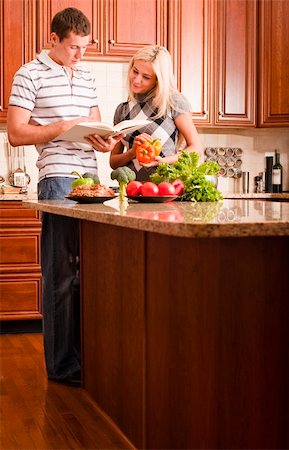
left=0, top=333, right=134, bottom=450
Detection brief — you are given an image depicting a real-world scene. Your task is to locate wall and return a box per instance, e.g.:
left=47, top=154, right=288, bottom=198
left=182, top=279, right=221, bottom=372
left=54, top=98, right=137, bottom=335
left=1, top=61, right=288, bottom=194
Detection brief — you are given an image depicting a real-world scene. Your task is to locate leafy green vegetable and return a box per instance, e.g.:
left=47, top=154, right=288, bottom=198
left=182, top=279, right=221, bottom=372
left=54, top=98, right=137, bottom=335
left=150, top=151, right=223, bottom=202
left=111, top=166, right=136, bottom=202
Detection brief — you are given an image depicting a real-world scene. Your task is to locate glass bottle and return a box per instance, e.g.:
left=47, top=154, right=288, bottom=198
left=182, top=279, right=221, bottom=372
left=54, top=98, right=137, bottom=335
left=272, top=151, right=283, bottom=193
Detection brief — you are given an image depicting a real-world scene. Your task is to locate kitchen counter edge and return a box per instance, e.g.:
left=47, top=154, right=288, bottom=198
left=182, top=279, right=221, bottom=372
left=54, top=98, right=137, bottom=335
left=22, top=199, right=289, bottom=239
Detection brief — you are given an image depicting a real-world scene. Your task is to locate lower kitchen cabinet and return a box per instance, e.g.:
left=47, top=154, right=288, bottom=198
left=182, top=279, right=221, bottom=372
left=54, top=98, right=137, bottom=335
left=0, top=201, right=42, bottom=321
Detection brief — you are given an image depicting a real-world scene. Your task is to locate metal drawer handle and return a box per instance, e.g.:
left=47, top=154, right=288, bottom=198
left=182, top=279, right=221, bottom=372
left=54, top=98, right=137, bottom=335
left=90, top=39, right=99, bottom=46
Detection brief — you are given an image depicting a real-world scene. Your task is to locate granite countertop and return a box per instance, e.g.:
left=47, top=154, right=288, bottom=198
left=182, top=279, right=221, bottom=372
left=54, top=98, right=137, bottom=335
left=3, top=192, right=288, bottom=202
left=23, top=197, right=289, bottom=238
left=0, top=192, right=38, bottom=201
left=223, top=192, right=289, bottom=199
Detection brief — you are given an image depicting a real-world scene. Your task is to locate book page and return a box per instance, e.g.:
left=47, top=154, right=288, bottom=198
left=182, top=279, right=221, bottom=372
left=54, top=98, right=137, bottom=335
left=114, top=119, right=150, bottom=133
left=56, top=119, right=150, bottom=143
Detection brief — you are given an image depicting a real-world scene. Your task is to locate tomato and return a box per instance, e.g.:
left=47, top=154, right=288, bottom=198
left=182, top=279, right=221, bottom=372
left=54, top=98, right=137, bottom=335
left=126, top=181, right=142, bottom=197
left=136, top=143, right=156, bottom=164
left=157, top=182, right=176, bottom=196
left=172, top=179, right=185, bottom=196
left=140, top=182, right=159, bottom=196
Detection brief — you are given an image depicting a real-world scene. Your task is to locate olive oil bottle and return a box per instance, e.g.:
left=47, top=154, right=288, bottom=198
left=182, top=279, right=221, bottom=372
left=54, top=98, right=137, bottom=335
left=272, top=150, right=283, bottom=193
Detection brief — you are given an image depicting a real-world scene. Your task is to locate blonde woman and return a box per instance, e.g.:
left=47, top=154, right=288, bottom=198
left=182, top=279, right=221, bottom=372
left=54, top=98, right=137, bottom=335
left=110, top=45, right=203, bottom=181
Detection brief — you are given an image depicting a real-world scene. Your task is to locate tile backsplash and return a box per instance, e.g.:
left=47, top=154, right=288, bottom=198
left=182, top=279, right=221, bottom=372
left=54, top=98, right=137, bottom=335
left=199, top=128, right=289, bottom=193
left=1, top=61, right=288, bottom=193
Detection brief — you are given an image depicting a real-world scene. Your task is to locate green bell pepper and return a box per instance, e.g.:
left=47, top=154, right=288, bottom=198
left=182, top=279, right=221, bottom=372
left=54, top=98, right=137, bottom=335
left=71, top=171, right=95, bottom=189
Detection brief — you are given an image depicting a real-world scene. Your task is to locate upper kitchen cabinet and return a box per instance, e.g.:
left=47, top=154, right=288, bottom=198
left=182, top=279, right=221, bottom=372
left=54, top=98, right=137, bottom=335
left=258, top=0, right=289, bottom=127
left=36, top=0, right=103, bottom=58
left=169, top=0, right=213, bottom=125
left=170, top=0, right=257, bottom=127
left=36, top=0, right=167, bottom=60
left=0, top=0, right=36, bottom=123
left=215, top=0, right=257, bottom=126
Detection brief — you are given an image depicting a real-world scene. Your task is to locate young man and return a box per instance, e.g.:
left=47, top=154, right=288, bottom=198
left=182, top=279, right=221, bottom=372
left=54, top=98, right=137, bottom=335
left=7, top=7, right=122, bottom=387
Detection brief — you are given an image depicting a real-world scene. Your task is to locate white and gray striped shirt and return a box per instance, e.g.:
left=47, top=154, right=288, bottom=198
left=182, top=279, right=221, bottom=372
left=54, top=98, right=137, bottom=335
left=9, top=51, right=99, bottom=181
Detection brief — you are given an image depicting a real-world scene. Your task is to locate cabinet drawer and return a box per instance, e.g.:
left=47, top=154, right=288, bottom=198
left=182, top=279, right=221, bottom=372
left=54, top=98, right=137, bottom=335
left=0, top=276, right=42, bottom=320
left=0, top=235, right=40, bottom=265
left=0, top=201, right=41, bottom=228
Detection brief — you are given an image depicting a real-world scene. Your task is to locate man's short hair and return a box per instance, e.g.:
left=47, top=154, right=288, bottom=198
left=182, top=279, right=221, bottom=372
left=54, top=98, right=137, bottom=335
left=51, top=7, right=90, bottom=41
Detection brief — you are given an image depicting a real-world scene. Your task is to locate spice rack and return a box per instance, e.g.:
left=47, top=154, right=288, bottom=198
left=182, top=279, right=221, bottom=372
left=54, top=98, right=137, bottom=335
left=205, top=147, right=243, bottom=178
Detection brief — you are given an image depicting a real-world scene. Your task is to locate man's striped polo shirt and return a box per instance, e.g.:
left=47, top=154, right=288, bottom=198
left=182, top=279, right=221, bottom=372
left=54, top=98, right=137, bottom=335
left=9, top=51, right=99, bottom=181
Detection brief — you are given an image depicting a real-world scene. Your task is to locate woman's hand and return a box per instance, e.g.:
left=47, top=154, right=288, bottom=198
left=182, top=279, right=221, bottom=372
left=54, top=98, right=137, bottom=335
left=85, top=133, right=124, bottom=153
left=139, top=155, right=162, bottom=168
left=131, top=133, right=152, bottom=158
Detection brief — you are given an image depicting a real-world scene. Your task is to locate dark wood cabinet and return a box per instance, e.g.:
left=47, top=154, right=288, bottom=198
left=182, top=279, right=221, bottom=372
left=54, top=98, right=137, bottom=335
left=215, top=0, right=257, bottom=126
left=0, top=0, right=36, bottom=123
left=171, top=0, right=289, bottom=128
left=36, top=0, right=168, bottom=60
left=81, top=220, right=289, bottom=449
left=36, top=0, right=103, bottom=58
left=170, top=0, right=257, bottom=127
left=0, top=201, right=42, bottom=321
left=169, top=0, right=213, bottom=125
left=258, top=0, right=289, bottom=127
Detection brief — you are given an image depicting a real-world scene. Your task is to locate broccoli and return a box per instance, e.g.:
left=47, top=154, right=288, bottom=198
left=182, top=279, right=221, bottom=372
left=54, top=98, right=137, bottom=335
left=110, top=166, right=136, bottom=202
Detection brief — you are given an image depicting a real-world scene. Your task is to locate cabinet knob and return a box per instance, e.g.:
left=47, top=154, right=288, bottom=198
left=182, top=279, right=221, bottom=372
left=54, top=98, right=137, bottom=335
left=108, top=39, right=115, bottom=45
left=90, top=39, right=99, bottom=46
left=203, top=110, right=208, bottom=116
left=218, top=111, right=224, bottom=117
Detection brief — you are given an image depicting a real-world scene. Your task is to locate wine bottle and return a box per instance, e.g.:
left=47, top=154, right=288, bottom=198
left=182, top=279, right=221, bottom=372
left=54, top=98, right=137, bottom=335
left=272, top=151, right=283, bottom=193
left=265, top=156, right=273, bottom=193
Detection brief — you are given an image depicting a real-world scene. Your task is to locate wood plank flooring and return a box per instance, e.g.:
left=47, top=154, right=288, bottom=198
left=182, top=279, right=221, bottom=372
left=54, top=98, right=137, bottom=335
left=0, top=333, right=134, bottom=450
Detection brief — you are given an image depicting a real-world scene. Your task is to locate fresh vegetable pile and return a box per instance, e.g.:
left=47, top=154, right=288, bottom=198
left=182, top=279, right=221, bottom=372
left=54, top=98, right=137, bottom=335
left=150, top=151, right=223, bottom=202
left=136, top=139, right=162, bottom=164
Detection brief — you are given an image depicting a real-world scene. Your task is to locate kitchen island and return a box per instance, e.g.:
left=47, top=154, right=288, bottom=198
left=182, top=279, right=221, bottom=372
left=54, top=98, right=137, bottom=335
left=24, top=197, right=289, bottom=450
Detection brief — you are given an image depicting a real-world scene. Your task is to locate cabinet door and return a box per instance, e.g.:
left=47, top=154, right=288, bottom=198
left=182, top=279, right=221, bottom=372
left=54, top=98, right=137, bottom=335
left=0, top=0, right=35, bottom=123
left=215, top=0, right=257, bottom=126
left=36, top=0, right=102, bottom=57
left=258, top=0, right=289, bottom=127
left=170, top=0, right=213, bottom=125
left=170, top=0, right=256, bottom=128
left=36, top=0, right=167, bottom=60
left=105, top=0, right=168, bottom=57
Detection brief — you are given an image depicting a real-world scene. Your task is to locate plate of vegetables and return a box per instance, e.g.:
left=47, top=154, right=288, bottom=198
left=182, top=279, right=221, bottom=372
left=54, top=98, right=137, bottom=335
left=125, top=180, right=183, bottom=203
left=67, top=171, right=116, bottom=203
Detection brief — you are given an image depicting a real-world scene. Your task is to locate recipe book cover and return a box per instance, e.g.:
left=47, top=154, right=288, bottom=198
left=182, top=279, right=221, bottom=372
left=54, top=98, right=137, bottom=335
left=56, top=119, right=150, bottom=143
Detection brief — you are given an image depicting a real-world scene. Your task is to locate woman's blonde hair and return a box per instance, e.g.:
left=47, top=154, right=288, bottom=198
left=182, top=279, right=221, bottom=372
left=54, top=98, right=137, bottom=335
left=127, top=45, right=180, bottom=119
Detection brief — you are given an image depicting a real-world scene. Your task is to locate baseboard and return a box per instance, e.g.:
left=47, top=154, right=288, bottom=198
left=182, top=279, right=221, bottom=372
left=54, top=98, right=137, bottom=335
left=0, top=319, right=43, bottom=334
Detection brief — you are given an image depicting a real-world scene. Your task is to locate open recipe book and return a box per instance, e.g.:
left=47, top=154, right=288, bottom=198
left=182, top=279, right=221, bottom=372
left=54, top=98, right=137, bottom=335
left=57, top=119, right=150, bottom=143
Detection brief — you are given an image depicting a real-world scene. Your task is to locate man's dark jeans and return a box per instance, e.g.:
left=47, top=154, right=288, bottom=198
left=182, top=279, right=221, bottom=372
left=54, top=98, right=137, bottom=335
left=38, top=177, right=80, bottom=380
